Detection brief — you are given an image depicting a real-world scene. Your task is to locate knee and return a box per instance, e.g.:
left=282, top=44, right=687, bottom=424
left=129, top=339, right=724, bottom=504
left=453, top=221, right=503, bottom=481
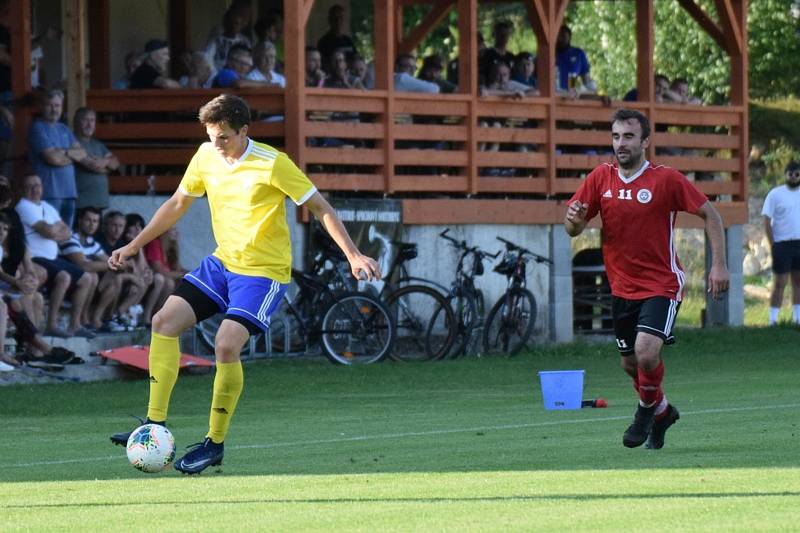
left=620, top=356, right=637, bottom=377
left=151, top=309, right=173, bottom=335
left=54, top=270, right=71, bottom=288
left=77, top=273, right=93, bottom=288
left=214, top=332, right=246, bottom=360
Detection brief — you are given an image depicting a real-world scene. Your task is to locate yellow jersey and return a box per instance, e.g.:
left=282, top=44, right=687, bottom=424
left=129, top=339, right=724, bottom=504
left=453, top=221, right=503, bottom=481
left=179, top=139, right=316, bottom=283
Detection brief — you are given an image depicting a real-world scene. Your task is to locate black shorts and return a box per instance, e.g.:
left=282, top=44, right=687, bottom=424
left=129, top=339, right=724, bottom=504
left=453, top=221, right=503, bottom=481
left=772, top=240, right=800, bottom=274
left=32, top=257, right=85, bottom=291
left=173, top=278, right=264, bottom=336
left=612, top=296, right=680, bottom=355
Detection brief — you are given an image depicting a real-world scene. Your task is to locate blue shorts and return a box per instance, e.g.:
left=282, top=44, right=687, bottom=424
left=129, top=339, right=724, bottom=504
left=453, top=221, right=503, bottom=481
left=183, top=255, right=288, bottom=332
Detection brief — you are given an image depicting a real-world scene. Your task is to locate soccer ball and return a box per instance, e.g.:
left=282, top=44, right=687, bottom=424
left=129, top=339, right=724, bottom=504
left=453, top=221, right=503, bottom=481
left=126, top=424, right=176, bottom=473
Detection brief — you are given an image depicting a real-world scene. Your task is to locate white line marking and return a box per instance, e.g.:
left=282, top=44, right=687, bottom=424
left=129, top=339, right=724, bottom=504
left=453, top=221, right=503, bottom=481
left=4, top=402, right=799, bottom=469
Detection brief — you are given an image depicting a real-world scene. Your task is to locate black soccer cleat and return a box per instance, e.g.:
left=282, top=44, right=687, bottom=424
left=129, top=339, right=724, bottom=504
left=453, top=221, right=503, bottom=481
left=646, top=404, right=680, bottom=450
left=174, top=438, right=224, bottom=475
left=622, top=403, right=657, bottom=448
left=110, top=417, right=165, bottom=446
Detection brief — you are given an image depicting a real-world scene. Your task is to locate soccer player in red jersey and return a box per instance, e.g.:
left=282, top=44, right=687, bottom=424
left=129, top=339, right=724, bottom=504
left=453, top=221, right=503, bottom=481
left=564, top=108, right=730, bottom=449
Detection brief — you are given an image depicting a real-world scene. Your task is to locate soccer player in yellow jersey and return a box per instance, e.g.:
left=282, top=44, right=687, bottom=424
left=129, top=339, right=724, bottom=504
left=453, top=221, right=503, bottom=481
left=108, top=94, right=380, bottom=474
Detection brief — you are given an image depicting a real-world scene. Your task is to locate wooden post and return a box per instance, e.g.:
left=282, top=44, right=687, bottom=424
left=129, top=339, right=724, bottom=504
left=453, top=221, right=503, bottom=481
left=636, top=0, right=655, bottom=161
left=375, top=0, right=395, bottom=193
left=64, top=0, right=88, bottom=117
left=283, top=0, right=308, bottom=167
left=88, top=0, right=110, bottom=88
left=730, top=0, right=748, bottom=201
left=458, top=0, right=477, bottom=194
left=9, top=0, right=32, bottom=182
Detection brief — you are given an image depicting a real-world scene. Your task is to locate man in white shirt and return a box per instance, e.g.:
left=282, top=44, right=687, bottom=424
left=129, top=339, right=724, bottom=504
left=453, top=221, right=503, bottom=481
left=15, top=174, right=94, bottom=337
left=762, top=160, right=800, bottom=325
left=394, top=54, right=439, bottom=93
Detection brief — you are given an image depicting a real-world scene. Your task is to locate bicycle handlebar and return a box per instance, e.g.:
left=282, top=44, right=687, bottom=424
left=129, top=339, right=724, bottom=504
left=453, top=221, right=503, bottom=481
left=440, top=228, right=500, bottom=258
left=496, top=236, right=553, bottom=264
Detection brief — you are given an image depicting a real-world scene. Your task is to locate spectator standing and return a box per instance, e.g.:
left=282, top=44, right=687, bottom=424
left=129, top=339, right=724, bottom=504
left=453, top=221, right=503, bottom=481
left=762, top=160, right=800, bottom=325
left=305, top=46, right=326, bottom=87
left=73, top=107, right=119, bottom=211
left=246, top=42, right=285, bottom=88
left=27, top=89, right=85, bottom=228
left=317, top=4, right=358, bottom=64
left=15, top=174, right=94, bottom=337
left=130, top=39, right=181, bottom=89
left=480, top=21, right=516, bottom=86
left=204, top=6, right=252, bottom=72
left=555, top=25, right=597, bottom=96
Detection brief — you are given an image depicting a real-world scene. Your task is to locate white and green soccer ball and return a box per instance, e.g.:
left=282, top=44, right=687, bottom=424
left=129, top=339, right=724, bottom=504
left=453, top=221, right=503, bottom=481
left=126, top=424, right=176, bottom=473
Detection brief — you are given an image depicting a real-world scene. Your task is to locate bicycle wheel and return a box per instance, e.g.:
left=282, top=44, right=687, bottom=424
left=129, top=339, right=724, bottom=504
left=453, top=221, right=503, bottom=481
left=384, top=285, right=456, bottom=362
left=446, top=290, right=479, bottom=358
left=482, top=288, right=537, bottom=356
left=320, top=292, right=394, bottom=365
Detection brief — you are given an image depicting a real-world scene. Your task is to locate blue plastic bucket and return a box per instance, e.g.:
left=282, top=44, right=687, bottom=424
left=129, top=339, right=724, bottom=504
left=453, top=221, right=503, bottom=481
left=538, top=370, right=584, bottom=410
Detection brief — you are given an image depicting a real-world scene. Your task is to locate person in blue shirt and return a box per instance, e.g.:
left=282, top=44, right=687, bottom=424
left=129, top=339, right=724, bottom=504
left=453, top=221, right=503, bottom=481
left=555, top=25, right=597, bottom=97
left=27, top=89, right=86, bottom=228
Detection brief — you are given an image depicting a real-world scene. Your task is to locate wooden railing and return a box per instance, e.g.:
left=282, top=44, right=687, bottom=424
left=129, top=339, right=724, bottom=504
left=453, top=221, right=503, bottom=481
left=86, top=87, right=748, bottom=225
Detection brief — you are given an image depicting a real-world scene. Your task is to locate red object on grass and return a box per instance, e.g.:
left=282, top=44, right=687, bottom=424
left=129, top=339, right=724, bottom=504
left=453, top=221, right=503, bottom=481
left=97, top=345, right=214, bottom=371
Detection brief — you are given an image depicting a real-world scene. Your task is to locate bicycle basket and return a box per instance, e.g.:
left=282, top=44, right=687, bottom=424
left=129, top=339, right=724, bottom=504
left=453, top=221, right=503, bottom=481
left=493, top=254, right=517, bottom=276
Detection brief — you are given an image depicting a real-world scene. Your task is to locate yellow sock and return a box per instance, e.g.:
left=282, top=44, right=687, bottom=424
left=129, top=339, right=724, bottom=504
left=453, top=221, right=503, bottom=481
left=146, top=332, right=181, bottom=422
left=207, top=361, right=243, bottom=444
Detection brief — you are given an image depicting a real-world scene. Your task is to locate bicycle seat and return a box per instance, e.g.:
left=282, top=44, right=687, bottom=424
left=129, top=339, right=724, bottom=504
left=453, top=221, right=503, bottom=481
left=394, top=242, right=418, bottom=262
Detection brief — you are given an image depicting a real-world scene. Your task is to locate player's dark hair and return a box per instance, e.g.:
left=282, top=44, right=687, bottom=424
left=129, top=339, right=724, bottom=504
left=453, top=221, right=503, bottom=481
left=785, top=160, right=800, bottom=174
left=198, top=94, right=251, bottom=132
left=612, top=108, right=651, bottom=141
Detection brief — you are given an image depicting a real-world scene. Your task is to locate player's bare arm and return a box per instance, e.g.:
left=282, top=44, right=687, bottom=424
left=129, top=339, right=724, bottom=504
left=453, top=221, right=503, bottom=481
left=304, top=191, right=381, bottom=281
left=564, top=200, right=590, bottom=237
left=108, top=190, right=196, bottom=271
left=695, top=201, right=730, bottom=299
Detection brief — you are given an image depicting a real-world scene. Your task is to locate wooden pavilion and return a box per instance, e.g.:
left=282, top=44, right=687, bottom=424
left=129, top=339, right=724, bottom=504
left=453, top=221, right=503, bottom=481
left=5, top=0, right=748, bottom=227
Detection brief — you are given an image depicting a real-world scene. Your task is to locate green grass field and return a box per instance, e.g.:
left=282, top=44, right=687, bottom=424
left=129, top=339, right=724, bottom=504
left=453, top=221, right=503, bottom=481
left=2, top=326, right=799, bottom=531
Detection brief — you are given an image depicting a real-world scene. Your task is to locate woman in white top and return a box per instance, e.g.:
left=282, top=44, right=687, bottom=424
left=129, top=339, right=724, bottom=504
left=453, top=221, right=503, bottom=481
left=245, top=41, right=285, bottom=88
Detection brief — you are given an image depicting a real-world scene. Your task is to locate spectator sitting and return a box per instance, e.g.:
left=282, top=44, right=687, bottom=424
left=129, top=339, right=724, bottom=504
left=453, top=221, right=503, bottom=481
left=323, top=49, right=364, bottom=90
left=623, top=74, right=682, bottom=103
left=15, top=174, right=94, bottom=338
left=670, top=77, right=702, bottom=104
left=418, top=54, right=455, bottom=94
left=178, top=51, right=216, bottom=89
left=480, top=20, right=517, bottom=85
left=144, top=226, right=186, bottom=293
left=0, top=178, right=44, bottom=328
left=350, top=54, right=374, bottom=90
left=511, top=51, right=537, bottom=89
left=73, top=107, right=119, bottom=211
left=94, top=210, right=146, bottom=326
left=204, top=5, right=252, bottom=71
left=212, top=45, right=267, bottom=89
left=305, top=46, right=326, bottom=88
left=28, top=89, right=85, bottom=228
left=483, top=60, right=538, bottom=98
left=555, top=25, right=597, bottom=97
left=317, top=4, right=358, bottom=65
left=59, top=207, right=125, bottom=332
left=254, top=9, right=284, bottom=71
left=123, top=213, right=167, bottom=327
left=113, top=51, right=143, bottom=89
left=246, top=41, right=285, bottom=87
left=130, top=39, right=181, bottom=89
left=394, top=54, right=438, bottom=93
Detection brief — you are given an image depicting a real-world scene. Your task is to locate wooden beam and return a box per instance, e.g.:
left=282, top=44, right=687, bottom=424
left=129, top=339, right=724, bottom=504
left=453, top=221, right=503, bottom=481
left=525, top=0, right=548, bottom=45
left=397, top=0, right=455, bottom=56
left=713, top=0, right=743, bottom=55
left=88, top=0, right=110, bottom=88
left=301, top=0, right=315, bottom=28
left=168, top=0, right=192, bottom=78
left=676, top=0, right=727, bottom=52
left=283, top=0, right=306, bottom=167
left=636, top=0, right=655, bottom=161
left=9, top=0, right=31, bottom=183
left=457, top=0, right=478, bottom=193
left=64, top=0, right=88, bottom=117
left=554, top=0, right=570, bottom=32
left=374, top=0, right=395, bottom=192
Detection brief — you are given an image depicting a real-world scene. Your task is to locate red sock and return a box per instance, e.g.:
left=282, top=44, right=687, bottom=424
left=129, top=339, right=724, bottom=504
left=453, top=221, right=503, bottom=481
left=637, top=361, right=664, bottom=407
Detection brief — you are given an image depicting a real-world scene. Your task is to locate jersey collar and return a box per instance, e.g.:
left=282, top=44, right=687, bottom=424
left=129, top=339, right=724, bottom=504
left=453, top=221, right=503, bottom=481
left=617, top=159, right=650, bottom=184
left=223, top=138, right=253, bottom=169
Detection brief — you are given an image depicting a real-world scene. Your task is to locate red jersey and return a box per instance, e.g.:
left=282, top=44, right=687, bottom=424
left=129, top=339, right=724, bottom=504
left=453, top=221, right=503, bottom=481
left=569, top=161, right=708, bottom=300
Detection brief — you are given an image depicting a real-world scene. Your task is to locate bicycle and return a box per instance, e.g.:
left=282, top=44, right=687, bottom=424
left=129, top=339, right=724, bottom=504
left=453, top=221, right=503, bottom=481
left=436, top=229, right=499, bottom=358
left=197, top=255, right=394, bottom=365
left=482, top=236, right=551, bottom=356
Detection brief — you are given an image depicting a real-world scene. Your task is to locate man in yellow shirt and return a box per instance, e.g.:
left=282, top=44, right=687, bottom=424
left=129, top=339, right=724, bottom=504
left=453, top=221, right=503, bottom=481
left=108, top=94, right=379, bottom=474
